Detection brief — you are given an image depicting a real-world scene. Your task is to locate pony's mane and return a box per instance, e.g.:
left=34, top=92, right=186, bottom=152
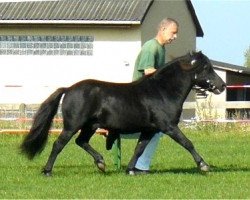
left=132, top=54, right=188, bottom=84
left=132, top=52, right=206, bottom=84
left=153, top=53, right=191, bottom=77
left=155, top=51, right=208, bottom=76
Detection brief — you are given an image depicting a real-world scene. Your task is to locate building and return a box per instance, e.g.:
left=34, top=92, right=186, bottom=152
left=213, top=60, right=250, bottom=119
left=194, top=60, right=250, bottom=120
left=0, top=0, right=203, bottom=104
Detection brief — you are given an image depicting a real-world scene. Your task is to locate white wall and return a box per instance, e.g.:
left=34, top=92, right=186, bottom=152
left=0, top=26, right=141, bottom=103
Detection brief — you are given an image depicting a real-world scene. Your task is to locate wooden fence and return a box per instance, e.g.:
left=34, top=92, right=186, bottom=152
left=0, top=103, right=62, bottom=133
left=1, top=101, right=250, bottom=132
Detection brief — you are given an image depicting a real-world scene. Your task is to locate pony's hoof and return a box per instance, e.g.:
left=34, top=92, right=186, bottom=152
left=199, top=161, right=210, bottom=172
left=42, top=169, right=52, bottom=177
left=126, top=170, right=135, bottom=176
left=95, top=160, right=106, bottom=172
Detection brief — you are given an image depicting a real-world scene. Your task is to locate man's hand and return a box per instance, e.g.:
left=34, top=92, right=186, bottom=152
left=96, top=128, right=109, bottom=137
left=144, top=68, right=156, bottom=75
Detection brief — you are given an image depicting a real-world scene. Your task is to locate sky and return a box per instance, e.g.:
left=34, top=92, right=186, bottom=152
left=0, top=0, right=249, bottom=66
left=192, top=0, right=250, bottom=66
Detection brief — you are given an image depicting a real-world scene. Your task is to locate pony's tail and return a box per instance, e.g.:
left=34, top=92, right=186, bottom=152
left=20, top=87, right=67, bottom=159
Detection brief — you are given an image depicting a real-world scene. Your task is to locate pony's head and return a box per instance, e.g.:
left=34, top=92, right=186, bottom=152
left=180, top=51, right=226, bottom=95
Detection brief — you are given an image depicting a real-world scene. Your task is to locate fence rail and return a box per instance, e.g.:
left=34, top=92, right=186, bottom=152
left=1, top=102, right=250, bottom=131
left=0, top=103, right=62, bottom=119
left=1, top=102, right=250, bottom=117
left=0, top=103, right=62, bottom=131
left=183, top=101, right=250, bottom=109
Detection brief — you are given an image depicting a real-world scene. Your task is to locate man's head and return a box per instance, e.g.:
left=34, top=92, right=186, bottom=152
left=156, top=18, right=179, bottom=45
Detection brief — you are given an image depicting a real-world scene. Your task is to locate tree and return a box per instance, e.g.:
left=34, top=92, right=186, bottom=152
left=244, top=46, right=250, bottom=68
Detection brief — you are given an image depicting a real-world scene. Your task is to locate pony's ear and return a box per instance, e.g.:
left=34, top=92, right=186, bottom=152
left=189, top=50, right=202, bottom=69
left=189, top=50, right=203, bottom=58
left=180, top=52, right=194, bottom=70
left=192, top=50, right=203, bottom=58
left=189, top=50, right=194, bottom=56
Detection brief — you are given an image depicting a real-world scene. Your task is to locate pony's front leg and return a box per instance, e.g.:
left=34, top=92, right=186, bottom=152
left=126, top=132, right=155, bottom=175
left=43, top=129, right=75, bottom=176
left=167, top=126, right=210, bottom=172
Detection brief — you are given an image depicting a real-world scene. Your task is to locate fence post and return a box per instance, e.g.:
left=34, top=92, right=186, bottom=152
left=19, top=103, right=26, bottom=129
left=19, top=103, right=26, bottom=118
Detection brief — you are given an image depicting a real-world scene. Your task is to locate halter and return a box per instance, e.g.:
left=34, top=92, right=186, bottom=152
left=193, top=79, right=217, bottom=99
left=192, top=60, right=216, bottom=98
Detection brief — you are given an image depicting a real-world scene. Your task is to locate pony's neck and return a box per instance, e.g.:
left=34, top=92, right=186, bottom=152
left=153, top=66, right=193, bottom=105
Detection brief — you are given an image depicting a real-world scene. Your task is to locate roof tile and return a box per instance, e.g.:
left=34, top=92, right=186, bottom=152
left=0, top=0, right=153, bottom=22
left=0, top=0, right=203, bottom=36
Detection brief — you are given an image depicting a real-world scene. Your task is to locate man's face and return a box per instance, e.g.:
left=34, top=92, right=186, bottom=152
left=162, top=23, right=178, bottom=44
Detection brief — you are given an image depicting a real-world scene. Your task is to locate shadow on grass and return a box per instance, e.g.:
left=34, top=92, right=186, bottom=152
left=149, top=165, right=250, bottom=175
left=18, top=163, right=250, bottom=177
left=105, top=164, right=250, bottom=175
left=208, top=165, right=250, bottom=173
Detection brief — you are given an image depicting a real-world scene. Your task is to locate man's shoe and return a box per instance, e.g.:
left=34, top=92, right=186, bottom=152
left=127, top=168, right=150, bottom=175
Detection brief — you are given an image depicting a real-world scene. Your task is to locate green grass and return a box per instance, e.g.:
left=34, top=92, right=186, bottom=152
left=0, top=128, right=250, bottom=199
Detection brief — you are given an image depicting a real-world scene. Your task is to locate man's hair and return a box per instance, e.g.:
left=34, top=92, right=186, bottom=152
left=158, top=18, right=179, bottom=31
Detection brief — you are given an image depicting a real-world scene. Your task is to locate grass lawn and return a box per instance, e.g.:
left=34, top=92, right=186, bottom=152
left=0, top=127, right=250, bottom=199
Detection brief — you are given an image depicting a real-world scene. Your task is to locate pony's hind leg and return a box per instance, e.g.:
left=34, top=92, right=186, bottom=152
left=75, top=127, right=106, bottom=172
left=43, top=129, right=76, bottom=176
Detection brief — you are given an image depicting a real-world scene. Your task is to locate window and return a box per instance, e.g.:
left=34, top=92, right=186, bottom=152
left=227, top=85, right=250, bottom=119
left=0, top=35, right=94, bottom=56
left=227, top=85, right=250, bottom=101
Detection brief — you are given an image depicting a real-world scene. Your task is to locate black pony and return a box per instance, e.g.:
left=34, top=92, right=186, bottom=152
left=21, top=51, right=226, bottom=176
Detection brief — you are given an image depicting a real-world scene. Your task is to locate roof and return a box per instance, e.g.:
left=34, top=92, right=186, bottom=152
left=0, top=0, right=203, bottom=36
left=0, top=0, right=153, bottom=24
left=212, top=60, right=250, bottom=75
left=185, top=0, right=203, bottom=37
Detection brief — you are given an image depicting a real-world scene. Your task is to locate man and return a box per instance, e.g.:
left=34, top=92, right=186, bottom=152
left=132, top=18, right=179, bottom=174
